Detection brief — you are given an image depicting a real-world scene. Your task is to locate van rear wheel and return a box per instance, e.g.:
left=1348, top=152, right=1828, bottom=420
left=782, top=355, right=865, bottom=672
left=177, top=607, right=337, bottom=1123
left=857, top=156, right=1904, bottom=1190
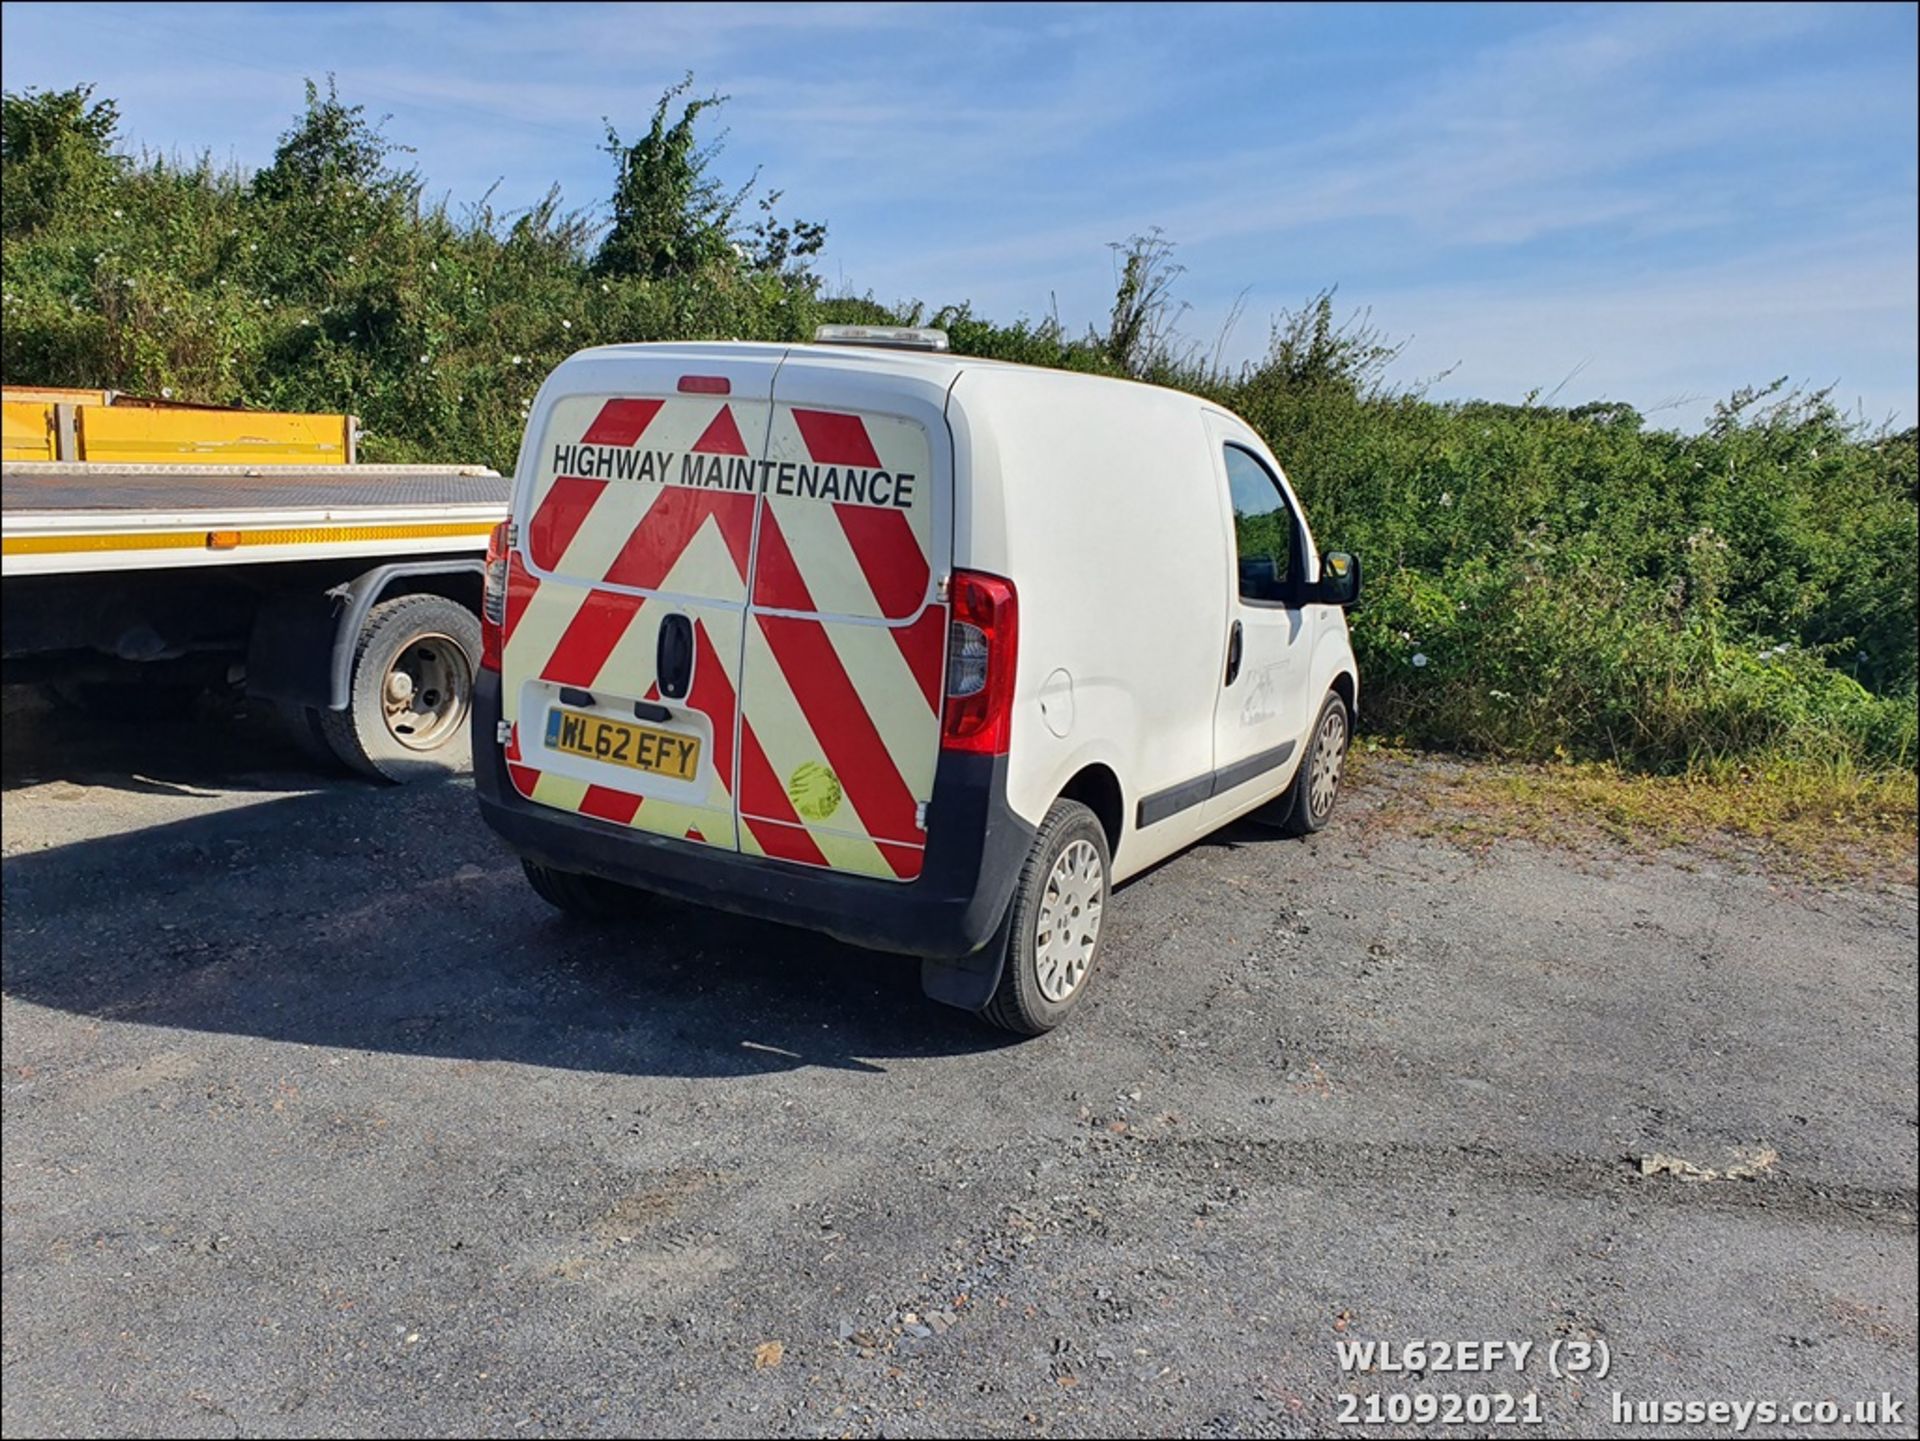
left=978, top=799, right=1112, bottom=1036
left=520, top=858, right=653, bottom=921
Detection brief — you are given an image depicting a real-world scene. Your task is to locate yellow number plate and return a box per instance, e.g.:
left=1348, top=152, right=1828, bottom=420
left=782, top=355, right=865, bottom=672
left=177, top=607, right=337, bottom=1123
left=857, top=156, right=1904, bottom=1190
left=544, top=707, right=700, bottom=780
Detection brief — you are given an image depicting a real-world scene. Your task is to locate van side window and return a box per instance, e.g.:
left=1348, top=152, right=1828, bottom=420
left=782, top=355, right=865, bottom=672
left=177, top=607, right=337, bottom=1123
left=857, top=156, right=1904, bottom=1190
left=1223, top=445, right=1297, bottom=603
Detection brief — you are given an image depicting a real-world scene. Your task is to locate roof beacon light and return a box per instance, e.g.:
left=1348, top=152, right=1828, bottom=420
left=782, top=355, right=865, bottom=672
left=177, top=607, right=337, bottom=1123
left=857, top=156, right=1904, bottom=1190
left=812, top=325, right=950, bottom=353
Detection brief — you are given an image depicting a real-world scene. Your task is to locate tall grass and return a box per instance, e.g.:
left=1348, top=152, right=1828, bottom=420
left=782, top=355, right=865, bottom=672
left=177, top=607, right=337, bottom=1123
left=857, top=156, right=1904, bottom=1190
left=4, top=81, right=1915, bottom=780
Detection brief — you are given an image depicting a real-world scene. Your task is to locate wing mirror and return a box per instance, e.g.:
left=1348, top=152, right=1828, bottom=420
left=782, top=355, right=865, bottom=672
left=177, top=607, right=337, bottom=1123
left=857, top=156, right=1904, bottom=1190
left=1316, top=551, right=1361, bottom=607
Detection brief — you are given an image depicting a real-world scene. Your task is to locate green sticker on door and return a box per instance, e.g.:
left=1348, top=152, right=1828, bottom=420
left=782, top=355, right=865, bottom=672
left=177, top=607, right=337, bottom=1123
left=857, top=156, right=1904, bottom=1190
left=787, top=761, right=843, bottom=821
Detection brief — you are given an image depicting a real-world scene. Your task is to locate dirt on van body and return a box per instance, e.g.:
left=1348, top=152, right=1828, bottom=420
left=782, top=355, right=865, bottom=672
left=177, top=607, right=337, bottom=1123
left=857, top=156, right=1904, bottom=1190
left=2, top=690, right=1914, bottom=1438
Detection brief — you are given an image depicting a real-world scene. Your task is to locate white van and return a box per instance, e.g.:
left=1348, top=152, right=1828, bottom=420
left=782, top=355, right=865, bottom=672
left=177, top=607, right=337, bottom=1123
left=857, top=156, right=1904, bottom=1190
left=474, top=328, right=1361, bottom=1033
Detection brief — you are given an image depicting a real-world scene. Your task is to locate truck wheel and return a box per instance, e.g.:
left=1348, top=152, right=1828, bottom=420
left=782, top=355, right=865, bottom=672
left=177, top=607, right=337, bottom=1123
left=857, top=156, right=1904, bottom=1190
left=1262, top=691, right=1349, bottom=836
left=270, top=700, right=343, bottom=770
left=520, top=858, right=652, bottom=920
left=319, top=594, right=480, bottom=783
left=979, top=799, right=1112, bottom=1036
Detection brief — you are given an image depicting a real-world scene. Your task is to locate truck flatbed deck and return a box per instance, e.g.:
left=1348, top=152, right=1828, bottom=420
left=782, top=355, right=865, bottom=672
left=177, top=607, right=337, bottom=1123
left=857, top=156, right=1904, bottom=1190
left=2, top=462, right=509, bottom=576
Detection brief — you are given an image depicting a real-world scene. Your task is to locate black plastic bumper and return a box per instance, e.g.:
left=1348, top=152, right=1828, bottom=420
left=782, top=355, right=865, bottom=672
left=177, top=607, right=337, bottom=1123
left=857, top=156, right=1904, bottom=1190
left=471, top=668, right=1032, bottom=961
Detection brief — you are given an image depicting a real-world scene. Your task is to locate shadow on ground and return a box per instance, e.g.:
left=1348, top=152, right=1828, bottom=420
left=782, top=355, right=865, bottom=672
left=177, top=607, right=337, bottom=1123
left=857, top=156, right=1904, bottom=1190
left=0, top=684, right=336, bottom=795
left=3, top=699, right=1020, bottom=1077
left=1, top=681, right=1325, bottom=1078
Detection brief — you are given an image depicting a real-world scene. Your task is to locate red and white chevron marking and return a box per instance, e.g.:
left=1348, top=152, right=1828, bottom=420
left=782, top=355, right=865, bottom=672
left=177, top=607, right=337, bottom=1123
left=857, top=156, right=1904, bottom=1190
left=501, top=392, right=945, bottom=881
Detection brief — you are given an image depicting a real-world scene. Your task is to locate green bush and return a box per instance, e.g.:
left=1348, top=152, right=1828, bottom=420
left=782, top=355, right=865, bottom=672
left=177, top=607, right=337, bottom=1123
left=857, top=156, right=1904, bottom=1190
left=3, top=79, right=1915, bottom=777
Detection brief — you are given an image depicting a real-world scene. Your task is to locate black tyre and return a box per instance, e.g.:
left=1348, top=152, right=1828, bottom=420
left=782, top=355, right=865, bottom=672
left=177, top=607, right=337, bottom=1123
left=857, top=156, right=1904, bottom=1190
left=521, top=858, right=653, bottom=921
left=319, top=594, right=479, bottom=783
left=270, top=699, right=345, bottom=771
left=1261, top=690, right=1350, bottom=837
left=979, top=798, right=1112, bottom=1036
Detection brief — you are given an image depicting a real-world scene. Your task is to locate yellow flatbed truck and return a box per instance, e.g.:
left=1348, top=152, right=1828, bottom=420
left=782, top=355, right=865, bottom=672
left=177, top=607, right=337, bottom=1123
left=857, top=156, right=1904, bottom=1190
left=1, top=391, right=507, bottom=780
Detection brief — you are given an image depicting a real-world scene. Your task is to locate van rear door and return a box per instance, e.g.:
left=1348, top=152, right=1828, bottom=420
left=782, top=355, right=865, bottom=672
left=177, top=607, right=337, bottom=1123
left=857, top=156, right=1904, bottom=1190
left=735, top=360, right=952, bottom=879
left=499, top=351, right=777, bottom=851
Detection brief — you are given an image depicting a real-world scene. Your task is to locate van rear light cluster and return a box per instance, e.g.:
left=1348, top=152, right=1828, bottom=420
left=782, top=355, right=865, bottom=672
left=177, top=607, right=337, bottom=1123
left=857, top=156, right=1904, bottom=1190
left=480, top=520, right=509, bottom=672
left=941, top=571, right=1017, bottom=754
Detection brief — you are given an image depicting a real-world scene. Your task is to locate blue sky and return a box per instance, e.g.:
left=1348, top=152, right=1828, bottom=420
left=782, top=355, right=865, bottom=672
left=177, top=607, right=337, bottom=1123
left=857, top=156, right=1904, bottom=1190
left=3, top=1, right=1915, bottom=427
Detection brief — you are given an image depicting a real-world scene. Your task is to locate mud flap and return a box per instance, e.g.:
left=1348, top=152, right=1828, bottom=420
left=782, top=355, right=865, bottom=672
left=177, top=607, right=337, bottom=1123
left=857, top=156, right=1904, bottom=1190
left=918, top=898, right=1014, bottom=1013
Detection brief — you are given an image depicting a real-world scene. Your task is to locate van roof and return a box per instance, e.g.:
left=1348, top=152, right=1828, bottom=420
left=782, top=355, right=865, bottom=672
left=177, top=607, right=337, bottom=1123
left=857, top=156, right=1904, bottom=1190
left=569, top=338, right=969, bottom=379
left=563, top=339, right=1190, bottom=397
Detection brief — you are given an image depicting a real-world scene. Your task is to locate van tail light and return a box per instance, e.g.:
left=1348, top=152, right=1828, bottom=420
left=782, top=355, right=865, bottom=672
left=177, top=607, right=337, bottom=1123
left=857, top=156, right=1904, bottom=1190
left=941, top=571, right=1018, bottom=755
left=480, top=520, right=509, bottom=672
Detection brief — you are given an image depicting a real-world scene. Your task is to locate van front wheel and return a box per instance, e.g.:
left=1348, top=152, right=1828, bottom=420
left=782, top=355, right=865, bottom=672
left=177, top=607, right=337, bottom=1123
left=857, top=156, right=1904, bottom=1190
left=979, top=799, right=1112, bottom=1036
left=1262, top=691, right=1350, bottom=836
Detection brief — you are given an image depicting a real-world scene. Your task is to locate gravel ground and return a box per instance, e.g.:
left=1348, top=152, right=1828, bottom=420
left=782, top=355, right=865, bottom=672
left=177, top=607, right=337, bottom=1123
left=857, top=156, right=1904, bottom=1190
left=2, top=692, right=1915, bottom=1439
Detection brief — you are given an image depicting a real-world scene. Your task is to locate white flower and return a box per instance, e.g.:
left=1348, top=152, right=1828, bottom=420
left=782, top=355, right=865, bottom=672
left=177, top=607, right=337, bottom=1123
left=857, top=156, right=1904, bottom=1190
left=160, top=387, right=173, bottom=399
left=510, top=355, right=523, bottom=366
left=600, top=282, right=610, bottom=293
left=249, top=242, right=258, bottom=252
left=1439, top=492, right=1452, bottom=507
left=561, top=319, right=571, bottom=330
left=112, top=208, right=123, bottom=219
left=429, top=260, right=438, bottom=272
left=1411, top=653, right=1429, bottom=668
left=419, top=354, right=430, bottom=364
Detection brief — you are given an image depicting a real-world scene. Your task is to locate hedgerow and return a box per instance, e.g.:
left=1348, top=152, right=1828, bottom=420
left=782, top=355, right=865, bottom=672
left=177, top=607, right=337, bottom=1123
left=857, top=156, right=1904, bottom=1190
left=5, top=80, right=1913, bottom=774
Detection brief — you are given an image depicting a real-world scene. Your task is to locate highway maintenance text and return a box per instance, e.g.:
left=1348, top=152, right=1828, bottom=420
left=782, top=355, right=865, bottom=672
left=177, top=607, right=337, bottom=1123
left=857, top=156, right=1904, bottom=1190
left=551, top=445, right=915, bottom=510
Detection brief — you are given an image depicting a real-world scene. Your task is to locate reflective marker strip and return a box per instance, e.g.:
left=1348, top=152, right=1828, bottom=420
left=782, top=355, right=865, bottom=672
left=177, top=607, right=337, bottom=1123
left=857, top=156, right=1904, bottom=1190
left=2, top=520, right=497, bottom=556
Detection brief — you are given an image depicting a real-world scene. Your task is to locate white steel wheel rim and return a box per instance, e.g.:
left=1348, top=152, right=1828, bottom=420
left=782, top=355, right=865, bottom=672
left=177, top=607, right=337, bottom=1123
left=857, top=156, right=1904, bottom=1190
left=383, top=632, right=472, bottom=751
left=1034, top=838, right=1104, bottom=1002
left=1309, top=706, right=1347, bottom=819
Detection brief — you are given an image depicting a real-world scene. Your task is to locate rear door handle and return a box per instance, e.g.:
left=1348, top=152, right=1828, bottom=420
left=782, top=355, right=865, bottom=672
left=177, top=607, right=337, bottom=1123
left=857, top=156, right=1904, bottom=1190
left=656, top=613, right=694, bottom=700
left=1224, top=619, right=1243, bottom=686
